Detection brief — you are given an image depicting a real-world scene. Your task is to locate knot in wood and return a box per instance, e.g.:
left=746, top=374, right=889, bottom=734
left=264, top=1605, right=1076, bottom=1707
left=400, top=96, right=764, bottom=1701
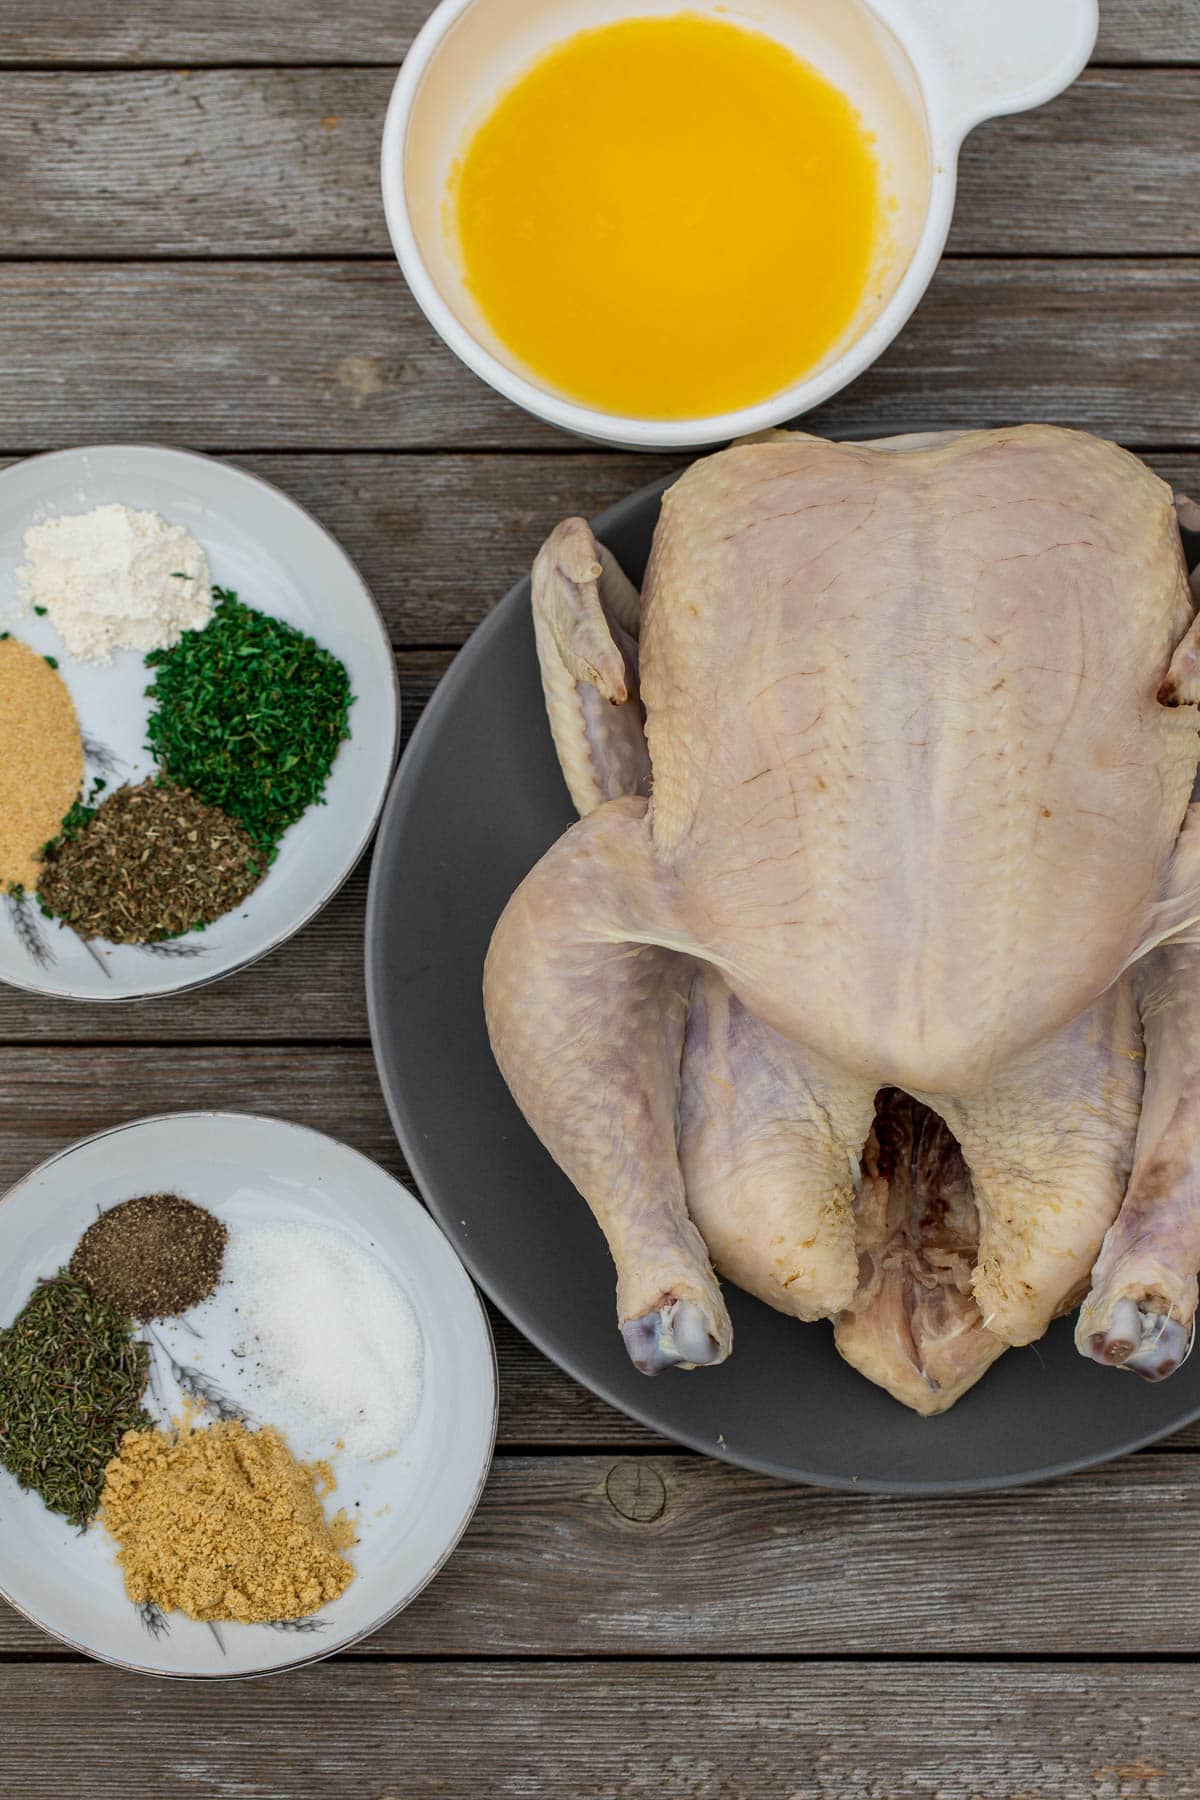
left=604, top=1461, right=667, bottom=1523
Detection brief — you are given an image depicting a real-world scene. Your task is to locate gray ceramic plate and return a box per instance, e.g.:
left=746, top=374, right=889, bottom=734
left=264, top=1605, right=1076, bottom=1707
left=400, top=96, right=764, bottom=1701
left=366, top=472, right=1200, bottom=1493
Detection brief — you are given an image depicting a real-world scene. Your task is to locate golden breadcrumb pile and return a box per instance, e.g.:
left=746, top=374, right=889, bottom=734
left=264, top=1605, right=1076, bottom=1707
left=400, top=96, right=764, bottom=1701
left=100, top=1420, right=356, bottom=1623
left=0, top=637, right=83, bottom=890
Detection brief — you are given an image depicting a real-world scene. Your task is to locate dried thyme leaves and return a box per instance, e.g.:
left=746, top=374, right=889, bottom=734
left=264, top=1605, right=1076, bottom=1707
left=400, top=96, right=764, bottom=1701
left=71, top=1195, right=228, bottom=1320
left=144, top=587, right=353, bottom=857
left=0, top=1273, right=151, bottom=1528
left=37, top=779, right=266, bottom=943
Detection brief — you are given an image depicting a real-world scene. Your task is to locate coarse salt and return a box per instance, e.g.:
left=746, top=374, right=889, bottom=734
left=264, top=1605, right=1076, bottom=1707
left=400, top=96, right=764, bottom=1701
left=17, top=503, right=212, bottom=663
left=222, top=1221, right=424, bottom=1461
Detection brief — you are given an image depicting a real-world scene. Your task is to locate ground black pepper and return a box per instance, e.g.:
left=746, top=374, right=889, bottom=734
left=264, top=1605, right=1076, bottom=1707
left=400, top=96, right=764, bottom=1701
left=71, top=1194, right=228, bottom=1319
left=37, top=779, right=266, bottom=943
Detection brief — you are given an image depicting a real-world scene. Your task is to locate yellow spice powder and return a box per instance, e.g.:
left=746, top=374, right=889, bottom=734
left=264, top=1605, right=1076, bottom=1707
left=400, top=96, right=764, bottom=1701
left=100, top=1420, right=357, bottom=1624
left=0, top=636, right=83, bottom=890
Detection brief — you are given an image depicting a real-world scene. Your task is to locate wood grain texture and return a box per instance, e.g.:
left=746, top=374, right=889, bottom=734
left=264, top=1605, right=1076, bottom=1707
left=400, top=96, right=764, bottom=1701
left=8, top=1451, right=1200, bottom=1660
left=0, top=1046, right=401, bottom=1185
left=494, top=1313, right=665, bottom=1449
left=2, top=68, right=1197, bottom=256
left=0, top=30, right=1198, bottom=1753
left=0, top=1662, right=1197, bottom=1797
left=952, top=69, right=1200, bottom=253
left=0, top=70, right=391, bottom=255
left=0, top=0, right=1191, bottom=64
left=0, top=449, right=1196, bottom=1051
left=1, top=447, right=681, bottom=661
left=0, top=259, right=1198, bottom=450
left=178, top=1449, right=1200, bottom=1657
left=1100, top=0, right=1200, bottom=61
left=207, top=453, right=680, bottom=646
left=7, top=451, right=1196, bottom=659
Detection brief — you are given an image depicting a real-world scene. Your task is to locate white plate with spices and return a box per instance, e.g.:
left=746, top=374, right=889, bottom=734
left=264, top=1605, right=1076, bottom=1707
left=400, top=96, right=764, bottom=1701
left=0, top=1113, right=498, bottom=1679
left=0, top=444, right=399, bottom=1002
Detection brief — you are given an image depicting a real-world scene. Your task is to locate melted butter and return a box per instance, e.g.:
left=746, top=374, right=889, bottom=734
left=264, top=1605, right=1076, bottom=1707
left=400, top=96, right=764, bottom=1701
left=450, top=13, right=882, bottom=419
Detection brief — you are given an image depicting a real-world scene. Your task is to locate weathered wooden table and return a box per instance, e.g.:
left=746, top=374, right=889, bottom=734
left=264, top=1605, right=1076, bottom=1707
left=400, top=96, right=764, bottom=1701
left=1, top=3, right=1198, bottom=1793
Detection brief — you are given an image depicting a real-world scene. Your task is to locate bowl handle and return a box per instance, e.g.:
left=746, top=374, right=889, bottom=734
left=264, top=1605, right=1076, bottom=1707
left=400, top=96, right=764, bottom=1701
left=873, top=0, right=1098, bottom=144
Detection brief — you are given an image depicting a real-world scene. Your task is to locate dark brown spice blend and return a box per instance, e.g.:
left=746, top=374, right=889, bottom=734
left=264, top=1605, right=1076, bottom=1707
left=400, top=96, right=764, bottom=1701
left=71, top=1194, right=228, bottom=1319
left=37, top=779, right=265, bottom=943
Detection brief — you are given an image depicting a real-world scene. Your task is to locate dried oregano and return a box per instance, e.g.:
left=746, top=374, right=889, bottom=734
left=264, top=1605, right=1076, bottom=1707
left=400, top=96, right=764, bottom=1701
left=37, top=779, right=265, bottom=943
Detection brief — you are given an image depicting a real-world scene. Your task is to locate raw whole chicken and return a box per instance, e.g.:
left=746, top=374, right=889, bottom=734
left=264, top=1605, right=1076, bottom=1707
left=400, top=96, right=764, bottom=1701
left=483, top=426, right=1200, bottom=1414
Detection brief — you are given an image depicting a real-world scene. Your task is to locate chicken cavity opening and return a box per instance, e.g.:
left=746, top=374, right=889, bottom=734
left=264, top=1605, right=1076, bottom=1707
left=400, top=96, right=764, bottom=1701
left=834, top=1089, right=1006, bottom=1414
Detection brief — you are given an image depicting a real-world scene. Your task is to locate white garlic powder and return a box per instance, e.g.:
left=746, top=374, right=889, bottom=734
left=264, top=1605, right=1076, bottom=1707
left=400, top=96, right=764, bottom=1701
left=17, top=503, right=212, bottom=662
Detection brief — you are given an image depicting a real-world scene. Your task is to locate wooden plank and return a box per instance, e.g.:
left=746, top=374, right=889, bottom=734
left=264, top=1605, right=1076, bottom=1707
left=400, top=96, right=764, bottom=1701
left=6, top=451, right=1194, bottom=657
left=0, top=259, right=1198, bottom=450
left=0, top=70, right=393, bottom=256
left=8, top=1452, right=1200, bottom=1659
left=0, top=1046, right=401, bottom=1187
left=1099, top=1, right=1200, bottom=62
left=494, top=1312, right=664, bottom=1449
left=0, top=1662, right=1197, bottom=1798
left=0, top=0, right=421, bottom=63
left=252, top=1449, right=1200, bottom=1657
left=0, top=1034, right=1187, bottom=1456
left=0, top=0, right=1190, bottom=65
left=1, top=446, right=1197, bottom=1048
left=2, top=69, right=1197, bottom=257
left=0, top=649, right=449, bottom=1044
left=0, top=1040, right=653, bottom=1449
left=213, top=453, right=679, bottom=646
left=951, top=70, right=1200, bottom=254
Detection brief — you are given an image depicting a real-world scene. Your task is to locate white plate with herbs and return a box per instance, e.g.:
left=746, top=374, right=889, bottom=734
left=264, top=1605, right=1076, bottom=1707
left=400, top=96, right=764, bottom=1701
left=0, top=444, right=399, bottom=1001
left=0, top=1112, right=498, bottom=1679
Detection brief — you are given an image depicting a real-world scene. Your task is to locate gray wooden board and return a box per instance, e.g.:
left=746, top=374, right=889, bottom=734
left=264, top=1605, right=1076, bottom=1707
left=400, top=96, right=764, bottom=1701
left=0, top=1662, right=1197, bottom=1799
left=0, top=455, right=1195, bottom=1049
left=0, top=260, right=1198, bottom=450
left=0, top=0, right=1190, bottom=65
left=1, top=69, right=1197, bottom=256
left=1, top=12, right=1199, bottom=1784
left=1, top=451, right=1192, bottom=654
left=7, top=1449, right=1200, bottom=1657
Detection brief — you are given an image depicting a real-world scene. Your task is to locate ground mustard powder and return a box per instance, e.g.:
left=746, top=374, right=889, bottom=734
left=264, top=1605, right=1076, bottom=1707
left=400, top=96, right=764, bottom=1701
left=100, top=1420, right=356, bottom=1623
left=0, top=637, right=83, bottom=891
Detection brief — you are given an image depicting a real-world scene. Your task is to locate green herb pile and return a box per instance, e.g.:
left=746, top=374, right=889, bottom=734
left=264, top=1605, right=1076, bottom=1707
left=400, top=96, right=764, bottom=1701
left=0, top=1272, right=151, bottom=1527
left=144, top=587, right=354, bottom=858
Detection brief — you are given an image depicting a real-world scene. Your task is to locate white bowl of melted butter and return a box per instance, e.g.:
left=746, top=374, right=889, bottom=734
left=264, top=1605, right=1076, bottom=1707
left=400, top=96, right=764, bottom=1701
left=382, top=0, right=1097, bottom=449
